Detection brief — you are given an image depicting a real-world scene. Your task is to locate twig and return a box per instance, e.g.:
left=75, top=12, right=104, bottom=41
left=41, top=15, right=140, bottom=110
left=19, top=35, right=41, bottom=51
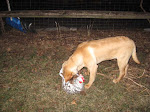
left=97, top=71, right=150, bottom=95
left=137, top=69, right=145, bottom=78
left=140, top=0, right=146, bottom=13
left=140, top=0, right=150, bottom=23
left=104, top=66, right=114, bottom=70
left=87, top=21, right=94, bottom=37
left=55, top=21, right=61, bottom=36
left=124, top=77, right=150, bottom=95
left=145, top=74, right=150, bottom=78
left=97, top=73, right=113, bottom=79
left=126, top=69, right=146, bottom=79
left=125, top=77, right=143, bottom=88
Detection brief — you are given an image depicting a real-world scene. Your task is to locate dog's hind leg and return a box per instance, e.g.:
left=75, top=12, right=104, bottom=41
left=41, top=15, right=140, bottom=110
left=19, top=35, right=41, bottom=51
left=113, top=57, right=129, bottom=83
left=124, top=64, right=129, bottom=78
left=85, top=64, right=98, bottom=89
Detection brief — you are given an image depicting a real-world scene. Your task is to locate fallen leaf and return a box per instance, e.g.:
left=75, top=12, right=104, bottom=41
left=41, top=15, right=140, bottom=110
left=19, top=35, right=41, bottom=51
left=71, top=99, right=77, bottom=105
left=7, top=47, right=11, bottom=52
left=9, top=99, right=13, bottom=102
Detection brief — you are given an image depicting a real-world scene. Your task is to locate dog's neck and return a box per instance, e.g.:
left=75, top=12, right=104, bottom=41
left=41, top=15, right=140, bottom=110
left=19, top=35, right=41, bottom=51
left=67, top=57, right=78, bottom=74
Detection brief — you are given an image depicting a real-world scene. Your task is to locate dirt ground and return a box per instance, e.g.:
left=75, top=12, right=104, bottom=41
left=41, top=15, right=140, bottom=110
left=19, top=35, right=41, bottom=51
left=0, top=28, right=150, bottom=112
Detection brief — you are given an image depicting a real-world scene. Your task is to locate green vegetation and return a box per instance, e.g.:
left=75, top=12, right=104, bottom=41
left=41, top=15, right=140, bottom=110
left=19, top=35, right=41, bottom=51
left=0, top=29, right=150, bottom=112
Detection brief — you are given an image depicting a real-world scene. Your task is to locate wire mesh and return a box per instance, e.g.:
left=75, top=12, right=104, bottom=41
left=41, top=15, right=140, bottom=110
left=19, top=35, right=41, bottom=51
left=1, top=0, right=150, bottom=30
left=21, top=18, right=150, bottom=30
left=1, top=0, right=149, bottom=11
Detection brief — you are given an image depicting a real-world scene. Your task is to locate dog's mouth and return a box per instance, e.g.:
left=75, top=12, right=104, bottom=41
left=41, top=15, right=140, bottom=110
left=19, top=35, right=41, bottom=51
left=69, top=75, right=78, bottom=84
left=62, top=74, right=78, bottom=84
left=64, top=75, right=73, bottom=83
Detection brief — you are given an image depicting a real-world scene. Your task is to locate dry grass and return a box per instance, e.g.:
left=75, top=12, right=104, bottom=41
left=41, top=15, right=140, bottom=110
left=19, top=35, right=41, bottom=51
left=0, top=28, right=150, bottom=112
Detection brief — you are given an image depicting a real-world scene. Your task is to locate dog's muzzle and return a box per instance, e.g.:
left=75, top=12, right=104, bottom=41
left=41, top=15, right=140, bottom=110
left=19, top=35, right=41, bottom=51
left=59, top=68, right=84, bottom=94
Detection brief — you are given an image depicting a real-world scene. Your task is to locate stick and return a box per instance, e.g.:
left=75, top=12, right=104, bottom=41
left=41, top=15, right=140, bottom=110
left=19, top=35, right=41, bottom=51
left=124, top=77, right=150, bottom=94
left=97, top=72, right=150, bottom=94
left=97, top=73, right=113, bottom=79
left=140, top=0, right=150, bottom=23
left=6, top=0, right=12, bottom=20
left=137, top=69, right=145, bottom=78
left=6, top=0, right=11, bottom=11
left=55, top=21, right=61, bottom=36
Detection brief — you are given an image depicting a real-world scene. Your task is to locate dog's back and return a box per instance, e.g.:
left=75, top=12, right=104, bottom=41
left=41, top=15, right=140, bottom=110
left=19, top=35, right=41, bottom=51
left=75, top=36, right=140, bottom=64
left=78, top=36, right=132, bottom=48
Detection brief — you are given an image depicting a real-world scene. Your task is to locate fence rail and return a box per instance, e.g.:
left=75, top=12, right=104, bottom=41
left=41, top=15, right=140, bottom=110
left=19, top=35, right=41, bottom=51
left=0, top=10, right=150, bottom=19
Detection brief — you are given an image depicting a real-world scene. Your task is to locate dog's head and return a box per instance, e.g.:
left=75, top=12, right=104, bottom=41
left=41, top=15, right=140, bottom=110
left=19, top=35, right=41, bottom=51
left=63, top=67, right=74, bottom=82
left=62, top=59, right=78, bottom=82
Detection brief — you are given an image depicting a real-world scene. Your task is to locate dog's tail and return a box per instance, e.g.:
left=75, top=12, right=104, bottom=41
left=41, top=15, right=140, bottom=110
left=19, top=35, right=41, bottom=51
left=132, top=45, right=140, bottom=64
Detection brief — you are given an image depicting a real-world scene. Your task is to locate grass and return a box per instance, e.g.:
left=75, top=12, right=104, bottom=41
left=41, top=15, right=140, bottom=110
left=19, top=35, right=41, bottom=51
left=0, top=29, right=150, bottom=112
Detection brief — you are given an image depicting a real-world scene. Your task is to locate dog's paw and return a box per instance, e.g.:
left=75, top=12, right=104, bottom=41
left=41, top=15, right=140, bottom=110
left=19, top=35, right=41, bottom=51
left=84, top=84, right=90, bottom=89
left=113, top=79, right=118, bottom=83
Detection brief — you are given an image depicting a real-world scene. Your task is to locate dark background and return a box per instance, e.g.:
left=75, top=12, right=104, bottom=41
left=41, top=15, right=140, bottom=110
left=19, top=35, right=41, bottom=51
left=1, top=0, right=150, bottom=11
left=1, top=0, right=150, bottom=30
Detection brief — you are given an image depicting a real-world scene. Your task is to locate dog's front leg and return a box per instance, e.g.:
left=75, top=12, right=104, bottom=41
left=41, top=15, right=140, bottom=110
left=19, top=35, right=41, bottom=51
left=85, top=64, right=98, bottom=89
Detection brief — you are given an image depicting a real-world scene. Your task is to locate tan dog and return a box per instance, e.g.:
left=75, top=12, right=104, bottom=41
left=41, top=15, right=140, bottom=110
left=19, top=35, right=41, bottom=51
left=62, top=36, right=140, bottom=89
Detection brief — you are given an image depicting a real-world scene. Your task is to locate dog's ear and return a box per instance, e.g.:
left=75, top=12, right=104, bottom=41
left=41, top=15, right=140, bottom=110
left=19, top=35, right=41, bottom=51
left=65, top=74, right=73, bottom=82
left=64, top=71, right=73, bottom=82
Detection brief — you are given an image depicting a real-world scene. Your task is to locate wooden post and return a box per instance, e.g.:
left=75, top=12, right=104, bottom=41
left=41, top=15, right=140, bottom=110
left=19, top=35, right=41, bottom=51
left=0, top=18, right=5, bottom=34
